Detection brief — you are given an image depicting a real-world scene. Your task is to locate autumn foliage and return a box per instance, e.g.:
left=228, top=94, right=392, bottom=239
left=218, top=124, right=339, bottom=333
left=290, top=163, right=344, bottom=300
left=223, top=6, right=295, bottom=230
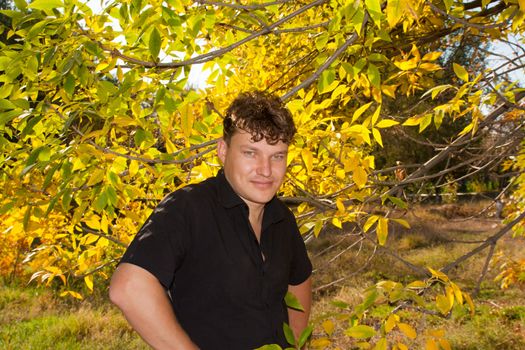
left=1, top=0, right=524, bottom=348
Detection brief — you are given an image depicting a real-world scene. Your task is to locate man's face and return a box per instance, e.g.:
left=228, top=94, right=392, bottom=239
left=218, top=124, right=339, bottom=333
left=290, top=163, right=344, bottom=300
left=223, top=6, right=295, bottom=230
left=217, top=130, right=289, bottom=209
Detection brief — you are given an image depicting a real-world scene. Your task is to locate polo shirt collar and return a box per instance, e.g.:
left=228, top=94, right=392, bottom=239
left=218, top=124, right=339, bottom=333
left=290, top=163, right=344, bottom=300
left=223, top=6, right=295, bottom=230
left=215, top=169, right=286, bottom=225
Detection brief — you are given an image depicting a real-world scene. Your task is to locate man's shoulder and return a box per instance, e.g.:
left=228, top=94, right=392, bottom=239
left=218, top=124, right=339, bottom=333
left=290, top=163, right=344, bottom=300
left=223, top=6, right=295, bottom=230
left=157, top=176, right=217, bottom=210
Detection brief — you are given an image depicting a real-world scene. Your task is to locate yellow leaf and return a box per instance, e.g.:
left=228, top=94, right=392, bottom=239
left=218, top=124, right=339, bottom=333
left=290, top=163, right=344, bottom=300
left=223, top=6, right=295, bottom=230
left=374, top=337, right=387, bottom=350
left=428, top=267, right=449, bottom=282
left=336, top=168, right=346, bottom=179
left=386, top=0, right=403, bottom=27
left=84, top=275, right=94, bottom=292
left=336, top=198, right=345, bottom=213
left=396, top=343, right=408, bottom=350
left=453, top=63, right=469, bottom=82
left=353, top=166, right=368, bottom=189
left=345, top=324, right=376, bottom=338
left=397, top=323, right=417, bottom=339
left=85, top=215, right=101, bottom=230
left=372, top=128, right=383, bottom=147
left=445, top=285, right=455, bottom=307
left=425, top=339, right=439, bottom=350
left=381, top=84, right=397, bottom=98
left=129, top=160, right=139, bottom=177
left=332, top=217, right=342, bottom=229
left=101, top=214, right=108, bottom=234
left=301, top=149, right=314, bottom=172
left=375, top=119, right=399, bottom=128
left=394, top=59, right=418, bottom=71
left=385, top=314, right=398, bottom=333
left=83, top=233, right=98, bottom=246
left=402, top=116, right=422, bottom=126
left=463, top=292, right=475, bottom=316
left=427, top=329, right=445, bottom=338
left=436, top=294, right=452, bottom=315
left=60, top=290, right=83, bottom=300
left=439, top=338, right=452, bottom=350
left=519, top=0, right=525, bottom=12
left=352, top=102, right=373, bottom=123
left=422, top=51, right=442, bottom=61
left=406, top=280, right=426, bottom=289
left=322, top=319, right=335, bottom=336
left=449, top=282, right=463, bottom=304
left=87, top=169, right=105, bottom=187
left=377, top=218, right=388, bottom=245
left=310, top=338, right=331, bottom=348
left=392, top=218, right=410, bottom=228
left=363, top=215, right=379, bottom=232
left=419, top=62, right=442, bottom=72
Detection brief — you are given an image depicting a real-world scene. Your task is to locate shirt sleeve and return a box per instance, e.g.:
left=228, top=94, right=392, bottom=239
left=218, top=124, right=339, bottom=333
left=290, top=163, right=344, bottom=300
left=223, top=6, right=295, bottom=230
left=288, top=213, right=313, bottom=286
left=119, top=192, right=190, bottom=289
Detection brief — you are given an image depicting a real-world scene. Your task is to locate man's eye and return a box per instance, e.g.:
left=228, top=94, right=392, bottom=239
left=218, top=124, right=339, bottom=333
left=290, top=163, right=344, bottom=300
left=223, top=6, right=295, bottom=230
left=272, top=154, right=285, bottom=161
left=243, top=151, right=255, bottom=157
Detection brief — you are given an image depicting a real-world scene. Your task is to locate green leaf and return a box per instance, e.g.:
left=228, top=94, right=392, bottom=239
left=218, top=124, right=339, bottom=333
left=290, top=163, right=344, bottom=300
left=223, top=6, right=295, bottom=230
left=23, top=206, right=32, bottom=231
left=317, top=69, right=336, bottom=94
left=367, top=63, right=381, bottom=88
left=255, top=345, right=282, bottom=350
left=388, top=196, right=407, bottom=209
left=283, top=323, right=296, bottom=346
left=284, top=291, right=304, bottom=311
left=0, top=99, right=17, bottom=110
left=149, top=27, right=162, bottom=60
left=344, top=324, right=376, bottom=339
left=443, top=0, right=453, bottom=12
left=64, top=74, right=75, bottom=98
left=14, top=0, right=27, bottom=10
left=62, top=187, right=73, bottom=210
left=298, top=325, right=313, bottom=347
left=365, top=0, right=382, bottom=26
left=27, top=0, right=62, bottom=11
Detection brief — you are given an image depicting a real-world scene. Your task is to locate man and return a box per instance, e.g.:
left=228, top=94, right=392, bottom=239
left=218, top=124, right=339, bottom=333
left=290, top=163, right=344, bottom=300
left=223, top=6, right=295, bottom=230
left=109, top=91, right=312, bottom=349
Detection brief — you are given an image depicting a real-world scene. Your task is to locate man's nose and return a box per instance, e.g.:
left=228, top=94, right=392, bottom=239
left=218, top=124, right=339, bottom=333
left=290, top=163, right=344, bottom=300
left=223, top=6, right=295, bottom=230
left=256, top=157, right=272, bottom=177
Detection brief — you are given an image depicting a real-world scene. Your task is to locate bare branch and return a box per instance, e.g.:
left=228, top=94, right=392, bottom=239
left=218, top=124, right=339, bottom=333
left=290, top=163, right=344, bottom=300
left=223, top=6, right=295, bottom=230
left=195, top=0, right=292, bottom=10
left=441, top=210, right=525, bottom=274
left=473, top=242, right=496, bottom=296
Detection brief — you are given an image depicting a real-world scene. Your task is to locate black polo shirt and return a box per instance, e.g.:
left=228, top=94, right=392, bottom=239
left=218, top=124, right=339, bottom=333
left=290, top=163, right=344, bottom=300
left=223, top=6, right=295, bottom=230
left=120, top=170, right=312, bottom=349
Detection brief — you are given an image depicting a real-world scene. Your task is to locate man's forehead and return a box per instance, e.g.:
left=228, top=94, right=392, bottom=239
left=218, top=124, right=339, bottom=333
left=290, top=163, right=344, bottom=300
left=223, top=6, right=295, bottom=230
left=233, top=131, right=288, bottom=149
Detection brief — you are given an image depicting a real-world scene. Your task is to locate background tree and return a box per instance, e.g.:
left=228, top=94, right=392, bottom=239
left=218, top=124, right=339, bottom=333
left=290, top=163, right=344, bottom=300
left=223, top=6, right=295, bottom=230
left=1, top=0, right=524, bottom=347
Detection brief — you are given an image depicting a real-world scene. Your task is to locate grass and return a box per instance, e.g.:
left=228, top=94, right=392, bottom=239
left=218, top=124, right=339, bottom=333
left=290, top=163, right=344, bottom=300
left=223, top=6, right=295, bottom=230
left=0, top=284, right=147, bottom=350
left=1, top=202, right=524, bottom=349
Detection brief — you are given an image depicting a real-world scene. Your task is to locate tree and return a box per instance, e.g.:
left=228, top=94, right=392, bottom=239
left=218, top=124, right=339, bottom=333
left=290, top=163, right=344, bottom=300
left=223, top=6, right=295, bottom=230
left=1, top=0, right=524, bottom=348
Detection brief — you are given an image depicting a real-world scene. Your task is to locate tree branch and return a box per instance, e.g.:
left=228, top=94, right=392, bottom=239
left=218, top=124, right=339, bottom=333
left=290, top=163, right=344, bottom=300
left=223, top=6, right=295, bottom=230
left=441, top=210, right=525, bottom=274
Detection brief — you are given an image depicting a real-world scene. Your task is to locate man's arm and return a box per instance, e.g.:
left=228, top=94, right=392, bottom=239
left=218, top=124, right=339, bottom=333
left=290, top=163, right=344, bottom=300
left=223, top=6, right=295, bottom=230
left=287, top=276, right=312, bottom=340
left=109, top=263, right=198, bottom=350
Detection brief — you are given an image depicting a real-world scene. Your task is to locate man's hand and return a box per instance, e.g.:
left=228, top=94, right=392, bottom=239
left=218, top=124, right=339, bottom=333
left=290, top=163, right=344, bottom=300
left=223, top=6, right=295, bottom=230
left=109, top=263, right=199, bottom=350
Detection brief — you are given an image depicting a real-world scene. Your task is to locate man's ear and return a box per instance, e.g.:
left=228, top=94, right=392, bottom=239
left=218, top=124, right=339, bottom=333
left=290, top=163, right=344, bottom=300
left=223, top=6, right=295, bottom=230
left=217, top=138, right=227, bottom=163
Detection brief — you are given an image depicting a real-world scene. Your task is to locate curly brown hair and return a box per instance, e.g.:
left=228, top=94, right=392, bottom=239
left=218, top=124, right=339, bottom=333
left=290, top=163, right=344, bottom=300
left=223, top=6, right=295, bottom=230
left=223, top=91, right=296, bottom=145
